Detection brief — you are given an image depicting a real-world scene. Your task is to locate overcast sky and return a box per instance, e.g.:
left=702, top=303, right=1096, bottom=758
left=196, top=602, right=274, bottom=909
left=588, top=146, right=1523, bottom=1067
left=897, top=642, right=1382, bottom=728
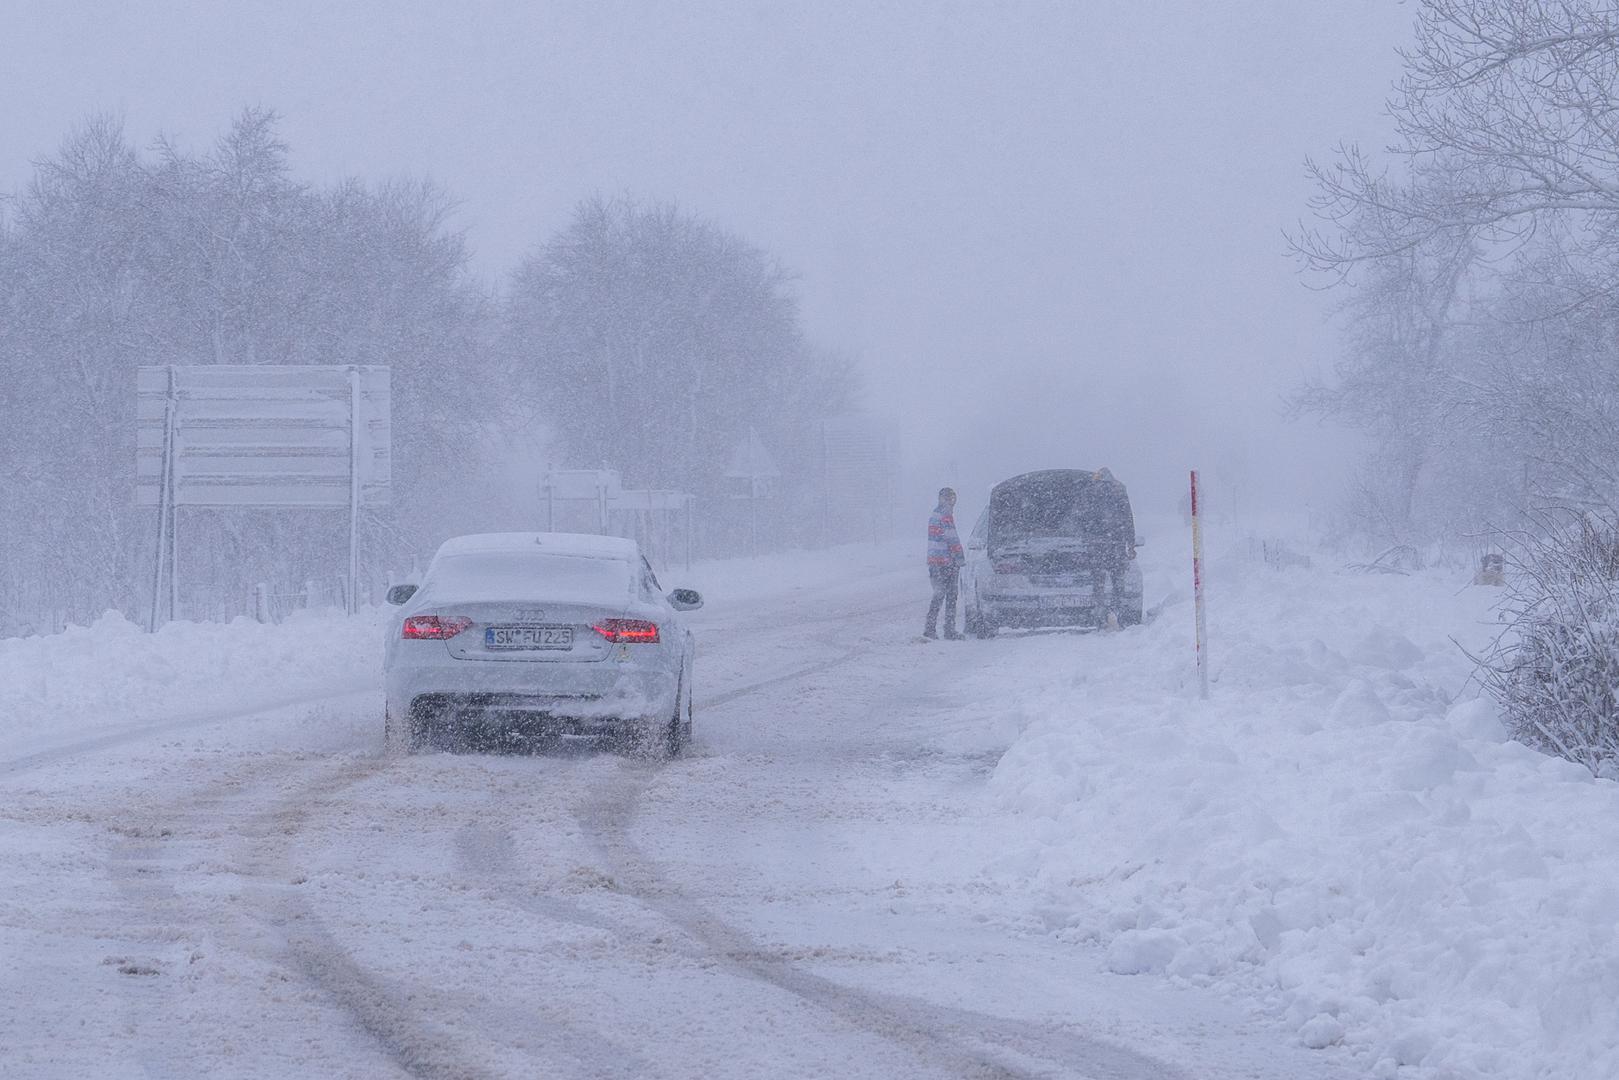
left=3, top=1, right=1413, bottom=522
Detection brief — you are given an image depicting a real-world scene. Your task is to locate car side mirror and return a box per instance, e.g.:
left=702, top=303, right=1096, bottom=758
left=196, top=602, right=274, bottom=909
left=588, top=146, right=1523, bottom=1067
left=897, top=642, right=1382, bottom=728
left=386, top=583, right=418, bottom=605
left=967, top=537, right=986, bottom=550
left=669, top=588, right=703, bottom=611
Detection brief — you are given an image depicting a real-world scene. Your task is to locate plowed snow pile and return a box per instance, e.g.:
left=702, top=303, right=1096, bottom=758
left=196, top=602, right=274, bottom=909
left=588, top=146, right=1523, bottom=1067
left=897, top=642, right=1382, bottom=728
left=980, top=544, right=1619, bottom=1080
left=0, top=610, right=385, bottom=756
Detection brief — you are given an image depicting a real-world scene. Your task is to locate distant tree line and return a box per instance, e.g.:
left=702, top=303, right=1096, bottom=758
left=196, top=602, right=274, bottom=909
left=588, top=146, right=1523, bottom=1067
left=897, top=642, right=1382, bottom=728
left=0, top=109, right=855, bottom=630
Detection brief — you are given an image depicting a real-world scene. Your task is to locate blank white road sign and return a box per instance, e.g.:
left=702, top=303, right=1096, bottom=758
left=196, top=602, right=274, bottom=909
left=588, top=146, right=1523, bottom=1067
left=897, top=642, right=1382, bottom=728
left=136, top=365, right=391, bottom=508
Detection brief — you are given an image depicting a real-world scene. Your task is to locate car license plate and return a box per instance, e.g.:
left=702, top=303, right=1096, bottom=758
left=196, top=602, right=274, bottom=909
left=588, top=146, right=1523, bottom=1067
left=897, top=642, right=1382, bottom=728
left=486, top=625, right=574, bottom=650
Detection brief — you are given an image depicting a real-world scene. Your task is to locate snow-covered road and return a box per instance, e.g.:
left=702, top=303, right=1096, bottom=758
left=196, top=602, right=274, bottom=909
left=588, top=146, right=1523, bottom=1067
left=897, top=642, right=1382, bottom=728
left=0, top=549, right=1360, bottom=1079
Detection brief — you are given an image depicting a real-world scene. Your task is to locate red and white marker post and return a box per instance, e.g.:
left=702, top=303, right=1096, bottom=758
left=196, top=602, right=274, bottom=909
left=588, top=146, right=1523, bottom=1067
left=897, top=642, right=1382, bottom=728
left=1190, top=469, right=1210, bottom=699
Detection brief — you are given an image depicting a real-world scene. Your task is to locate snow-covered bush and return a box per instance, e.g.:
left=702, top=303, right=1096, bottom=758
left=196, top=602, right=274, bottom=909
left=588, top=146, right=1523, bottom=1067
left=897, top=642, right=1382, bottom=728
left=1476, top=512, right=1619, bottom=778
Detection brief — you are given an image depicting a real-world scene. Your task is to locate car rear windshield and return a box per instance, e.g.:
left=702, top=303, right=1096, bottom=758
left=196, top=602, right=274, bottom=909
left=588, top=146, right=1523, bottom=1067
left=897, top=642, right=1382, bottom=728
left=425, top=552, right=633, bottom=606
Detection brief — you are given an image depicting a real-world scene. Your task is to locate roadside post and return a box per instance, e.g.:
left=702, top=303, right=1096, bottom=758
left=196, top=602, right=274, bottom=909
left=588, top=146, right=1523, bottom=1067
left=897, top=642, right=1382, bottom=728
left=146, top=364, right=178, bottom=632
left=1191, top=469, right=1210, bottom=699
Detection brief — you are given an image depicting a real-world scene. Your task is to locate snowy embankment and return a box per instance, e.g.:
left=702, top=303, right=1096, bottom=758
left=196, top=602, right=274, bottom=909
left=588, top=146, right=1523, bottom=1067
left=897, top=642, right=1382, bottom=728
left=0, top=610, right=387, bottom=759
left=981, top=540, right=1619, bottom=1080
left=0, top=542, right=904, bottom=760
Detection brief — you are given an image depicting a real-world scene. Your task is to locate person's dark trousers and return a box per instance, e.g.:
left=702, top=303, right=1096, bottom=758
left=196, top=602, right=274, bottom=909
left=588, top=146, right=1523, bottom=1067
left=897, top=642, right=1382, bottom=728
left=925, top=565, right=959, bottom=637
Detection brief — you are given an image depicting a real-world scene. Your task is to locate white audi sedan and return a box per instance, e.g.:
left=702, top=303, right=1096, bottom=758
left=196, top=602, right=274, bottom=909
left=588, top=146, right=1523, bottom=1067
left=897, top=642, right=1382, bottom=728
left=383, top=532, right=702, bottom=756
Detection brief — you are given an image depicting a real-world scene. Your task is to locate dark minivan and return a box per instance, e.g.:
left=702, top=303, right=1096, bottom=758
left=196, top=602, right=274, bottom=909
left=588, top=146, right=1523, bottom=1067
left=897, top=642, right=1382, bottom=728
left=962, top=469, right=1143, bottom=635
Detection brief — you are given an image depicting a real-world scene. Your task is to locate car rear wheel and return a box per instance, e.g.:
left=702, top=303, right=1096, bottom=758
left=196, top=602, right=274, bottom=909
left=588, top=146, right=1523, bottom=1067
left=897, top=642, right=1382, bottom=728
left=396, top=699, right=448, bottom=753
left=664, top=702, right=684, bottom=758
left=967, top=604, right=996, bottom=639
left=386, top=705, right=430, bottom=754
left=679, top=676, right=694, bottom=747
left=661, top=678, right=690, bottom=758
left=623, top=683, right=687, bottom=760
left=654, top=676, right=692, bottom=761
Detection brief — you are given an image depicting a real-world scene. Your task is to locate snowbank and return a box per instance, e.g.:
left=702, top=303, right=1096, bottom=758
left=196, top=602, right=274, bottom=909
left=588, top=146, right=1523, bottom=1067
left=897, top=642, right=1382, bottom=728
left=0, top=540, right=897, bottom=760
left=0, top=608, right=384, bottom=759
left=981, top=542, right=1619, bottom=1079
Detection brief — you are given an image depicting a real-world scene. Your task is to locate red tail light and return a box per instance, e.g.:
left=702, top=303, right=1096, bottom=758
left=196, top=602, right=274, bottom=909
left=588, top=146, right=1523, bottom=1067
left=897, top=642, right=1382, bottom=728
left=402, top=615, right=473, bottom=640
left=592, top=618, right=660, bottom=643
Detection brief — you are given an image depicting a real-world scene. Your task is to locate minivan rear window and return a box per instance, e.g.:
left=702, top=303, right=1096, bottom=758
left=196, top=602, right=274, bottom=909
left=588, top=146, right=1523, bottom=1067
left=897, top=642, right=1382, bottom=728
left=990, top=472, right=1133, bottom=545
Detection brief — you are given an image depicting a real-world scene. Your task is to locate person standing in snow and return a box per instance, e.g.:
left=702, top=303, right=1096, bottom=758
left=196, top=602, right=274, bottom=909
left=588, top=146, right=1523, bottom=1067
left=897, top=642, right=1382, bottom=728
left=924, top=487, right=966, bottom=640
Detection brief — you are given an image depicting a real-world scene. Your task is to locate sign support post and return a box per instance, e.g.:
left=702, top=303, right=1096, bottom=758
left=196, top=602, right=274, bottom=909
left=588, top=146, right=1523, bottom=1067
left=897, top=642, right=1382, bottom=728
left=347, top=367, right=362, bottom=614
left=147, top=365, right=178, bottom=632
left=1191, top=469, right=1210, bottom=699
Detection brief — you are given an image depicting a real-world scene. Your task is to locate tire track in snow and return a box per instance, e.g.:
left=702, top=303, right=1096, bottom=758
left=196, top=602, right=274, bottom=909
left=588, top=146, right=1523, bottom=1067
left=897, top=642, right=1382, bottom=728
left=577, top=768, right=1191, bottom=1080
left=82, top=580, right=1057, bottom=1077
left=563, top=607, right=1194, bottom=1080
left=557, top=594, right=1198, bottom=1080
left=90, top=741, right=519, bottom=1079
left=98, top=750, right=408, bottom=1078
left=81, top=628, right=898, bottom=1078
left=234, top=751, right=671, bottom=1080
left=228, top=754, right=516, bottom=1080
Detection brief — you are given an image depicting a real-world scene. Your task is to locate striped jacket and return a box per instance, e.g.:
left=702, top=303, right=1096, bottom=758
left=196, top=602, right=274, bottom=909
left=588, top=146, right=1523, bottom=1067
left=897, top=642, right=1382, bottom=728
left=927, top=505, right=965, bottom=568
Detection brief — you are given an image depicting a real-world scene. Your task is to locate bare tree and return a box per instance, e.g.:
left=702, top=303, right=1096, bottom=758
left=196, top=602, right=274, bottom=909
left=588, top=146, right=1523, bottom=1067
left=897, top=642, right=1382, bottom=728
left=1293, top=180, right=1480, bottom=537
left=505, top=196, right=855, bottom=504
left=1300, top=1, right=1619, bottom=273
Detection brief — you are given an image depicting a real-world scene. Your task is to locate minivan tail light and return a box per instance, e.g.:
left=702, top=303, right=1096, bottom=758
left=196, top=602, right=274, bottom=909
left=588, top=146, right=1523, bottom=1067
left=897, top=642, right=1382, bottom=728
left=592, top=618, right=660, bottom=643
left=402, top=615, right=473, bottom=640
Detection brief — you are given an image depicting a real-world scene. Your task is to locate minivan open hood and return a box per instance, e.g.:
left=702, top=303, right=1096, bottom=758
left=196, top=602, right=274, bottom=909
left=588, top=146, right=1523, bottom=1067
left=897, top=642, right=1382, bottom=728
left=987, top=469, right=1135, bottom=551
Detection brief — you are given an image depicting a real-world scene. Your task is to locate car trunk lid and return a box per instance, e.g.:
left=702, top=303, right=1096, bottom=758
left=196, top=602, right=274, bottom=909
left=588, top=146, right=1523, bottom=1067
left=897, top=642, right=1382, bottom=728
left=438, top=600, right=620, bottom=662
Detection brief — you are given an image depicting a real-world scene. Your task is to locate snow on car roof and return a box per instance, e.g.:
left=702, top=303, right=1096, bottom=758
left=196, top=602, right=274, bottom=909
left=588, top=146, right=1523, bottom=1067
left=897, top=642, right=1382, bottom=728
left=433, top=532, right=638, bottom=561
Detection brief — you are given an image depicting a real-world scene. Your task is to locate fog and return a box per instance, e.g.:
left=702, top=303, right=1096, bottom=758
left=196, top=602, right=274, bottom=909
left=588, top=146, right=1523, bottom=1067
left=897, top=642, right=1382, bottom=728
left=2, top=1, right=1414, bottom=542
left=10, top=10, right=1619, bottom=1074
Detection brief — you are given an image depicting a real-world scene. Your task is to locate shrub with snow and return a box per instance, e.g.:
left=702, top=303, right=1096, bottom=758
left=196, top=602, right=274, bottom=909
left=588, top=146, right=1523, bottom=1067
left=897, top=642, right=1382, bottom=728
left=1476, top=512, right=1619, bottom=778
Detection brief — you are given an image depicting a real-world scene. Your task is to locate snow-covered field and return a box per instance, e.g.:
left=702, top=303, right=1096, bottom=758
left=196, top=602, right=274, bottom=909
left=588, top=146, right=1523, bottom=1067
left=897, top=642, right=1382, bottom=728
left=1, top=530, right=1614, bottom=1078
